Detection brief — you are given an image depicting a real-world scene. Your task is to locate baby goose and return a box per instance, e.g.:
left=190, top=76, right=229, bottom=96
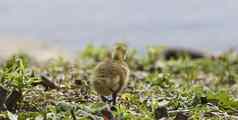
left=92, top=43, right=130, bottom=105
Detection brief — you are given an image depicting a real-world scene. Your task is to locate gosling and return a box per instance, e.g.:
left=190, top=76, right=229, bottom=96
left=92, top=43, right=130, bottom=105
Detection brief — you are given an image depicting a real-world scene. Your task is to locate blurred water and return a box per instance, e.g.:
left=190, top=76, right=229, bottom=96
left=0, top=0, right=237, bottom=53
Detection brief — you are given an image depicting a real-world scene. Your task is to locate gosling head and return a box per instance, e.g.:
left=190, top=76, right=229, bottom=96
left=112, top=42, right=128, bottom=61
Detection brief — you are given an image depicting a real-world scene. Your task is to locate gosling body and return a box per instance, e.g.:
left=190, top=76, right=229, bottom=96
left=92, top=43, right=129, bottom=105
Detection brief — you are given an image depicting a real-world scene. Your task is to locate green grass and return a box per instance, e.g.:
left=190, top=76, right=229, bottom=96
left=0, top=45, right=238, bottom=119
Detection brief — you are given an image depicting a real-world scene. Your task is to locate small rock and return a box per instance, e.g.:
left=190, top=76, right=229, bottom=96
left=110, top=106, right=117, bottom=112
left=162, top=48, right=207, bottom=60
left=74, top=79, right=83, bottom=85
left=37, top=73, right=59, bottom=90
left=200, top=96, right=207, bottom=104
left=174, top=112, right=189, bottom=120
left=5, top=89, right=22, bottom=112
left=155, top=106, right=168, bottom=120
left=0, top=86, right=8, bottom=111
left=136, top=63, right=144, bottom=71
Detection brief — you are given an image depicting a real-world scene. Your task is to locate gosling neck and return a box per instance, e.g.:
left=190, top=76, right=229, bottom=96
left=112, top=51, right=125, bottom=62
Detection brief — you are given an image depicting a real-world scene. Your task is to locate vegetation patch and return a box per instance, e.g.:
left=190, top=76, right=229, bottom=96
left=0, top=45, right=238, bottom=119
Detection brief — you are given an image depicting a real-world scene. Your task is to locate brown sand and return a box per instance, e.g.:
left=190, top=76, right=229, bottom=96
left=0, top=36, right=67, bottom=62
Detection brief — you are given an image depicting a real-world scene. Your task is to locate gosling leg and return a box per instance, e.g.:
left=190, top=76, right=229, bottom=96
left=112, top=93, right=117, bottom=105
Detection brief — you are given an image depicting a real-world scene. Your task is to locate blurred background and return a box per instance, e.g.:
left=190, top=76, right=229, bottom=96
left=0, top=0, right=237, bottom=60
